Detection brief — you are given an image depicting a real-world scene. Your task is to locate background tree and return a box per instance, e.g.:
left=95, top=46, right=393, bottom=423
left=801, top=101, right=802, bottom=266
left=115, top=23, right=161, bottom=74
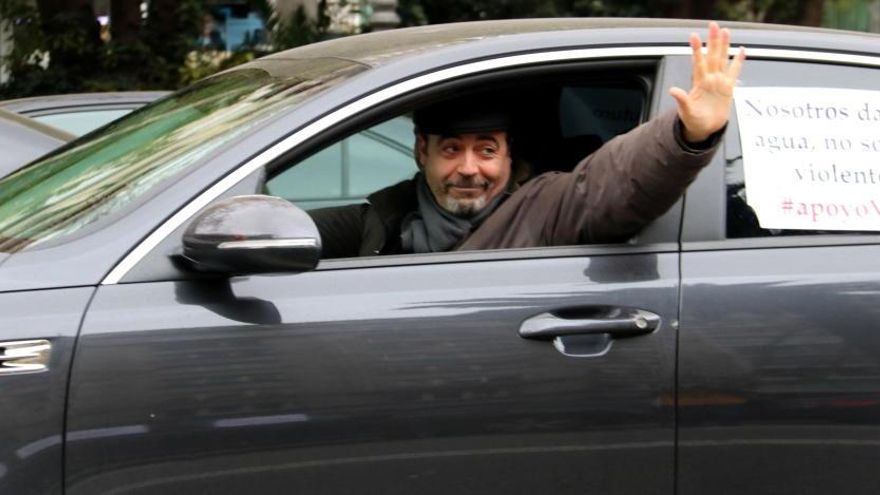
left=398, top=0, right=824, bottom=26
left=30, top=0, right=102, bottom=93
left=1, top=0, right=204, bottom=96
left=109, top=0, right=139, bottom=43
left=252, top=0, right=330, bottom=49
left=723, top=0, right=825, bottom=26
left=0, top=0, right=837, bottom=98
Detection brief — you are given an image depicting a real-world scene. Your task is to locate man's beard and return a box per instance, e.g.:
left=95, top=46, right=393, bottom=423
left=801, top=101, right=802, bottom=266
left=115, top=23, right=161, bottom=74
left=443, top=195, right=488, bottom=218
left=442, top=178, right=490, bottom=218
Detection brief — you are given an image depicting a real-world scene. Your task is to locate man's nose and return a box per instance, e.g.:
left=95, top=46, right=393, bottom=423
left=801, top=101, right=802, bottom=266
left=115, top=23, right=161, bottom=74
left=457, top=151, right=479, bottom=176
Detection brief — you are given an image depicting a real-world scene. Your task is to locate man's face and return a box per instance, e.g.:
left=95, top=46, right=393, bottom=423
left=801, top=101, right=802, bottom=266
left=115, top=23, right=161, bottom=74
left=416, top=131, right=511, bottom=218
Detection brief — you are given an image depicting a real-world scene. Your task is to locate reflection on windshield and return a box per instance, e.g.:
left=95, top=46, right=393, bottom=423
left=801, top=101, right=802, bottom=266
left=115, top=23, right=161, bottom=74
left=0, top=59, right=365, bottom=253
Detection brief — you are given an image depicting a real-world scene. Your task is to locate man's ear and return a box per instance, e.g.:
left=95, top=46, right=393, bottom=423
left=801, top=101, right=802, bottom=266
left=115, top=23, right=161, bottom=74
left=415, top=134, right=428, bottom=169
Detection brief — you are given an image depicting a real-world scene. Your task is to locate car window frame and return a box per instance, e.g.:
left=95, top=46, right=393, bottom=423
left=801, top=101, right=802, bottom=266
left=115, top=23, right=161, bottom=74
left=677, top=52, right=880, bottom=251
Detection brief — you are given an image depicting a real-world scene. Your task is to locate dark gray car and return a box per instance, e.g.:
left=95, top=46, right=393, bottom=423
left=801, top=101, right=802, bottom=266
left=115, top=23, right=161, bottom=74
left=1, top=18, right=879, bottom=495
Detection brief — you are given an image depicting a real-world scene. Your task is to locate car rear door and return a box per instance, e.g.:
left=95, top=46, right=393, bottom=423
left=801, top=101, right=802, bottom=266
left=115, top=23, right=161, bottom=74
left=677, top=54, right=880, bottom=495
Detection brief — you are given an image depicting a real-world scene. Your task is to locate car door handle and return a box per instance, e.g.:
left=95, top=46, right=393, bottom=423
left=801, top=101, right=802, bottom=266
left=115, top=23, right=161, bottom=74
left=519, top=307, right=660, bottom=339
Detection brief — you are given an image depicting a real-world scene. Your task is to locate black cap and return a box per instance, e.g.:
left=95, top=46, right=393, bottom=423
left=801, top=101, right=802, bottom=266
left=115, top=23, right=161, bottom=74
left=413, top=95, right=511, bottom=135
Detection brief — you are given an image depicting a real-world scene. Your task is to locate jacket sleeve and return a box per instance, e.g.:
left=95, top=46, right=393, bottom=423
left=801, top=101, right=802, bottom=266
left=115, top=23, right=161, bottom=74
left=308, top=204, right=368, bottom=259
left=549, top=108, right=721, bottom=244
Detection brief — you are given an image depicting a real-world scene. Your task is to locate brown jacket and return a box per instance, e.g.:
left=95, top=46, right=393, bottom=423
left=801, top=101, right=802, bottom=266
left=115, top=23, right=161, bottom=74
left=310, top=109, right=720, bottom=258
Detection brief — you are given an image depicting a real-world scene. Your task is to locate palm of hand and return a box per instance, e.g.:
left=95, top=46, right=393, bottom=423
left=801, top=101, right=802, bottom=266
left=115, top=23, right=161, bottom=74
left=669, top=22, right=746, bottom=143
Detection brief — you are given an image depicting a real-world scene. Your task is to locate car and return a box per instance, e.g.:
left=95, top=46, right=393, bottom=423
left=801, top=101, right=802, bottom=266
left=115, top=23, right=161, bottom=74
left=0, top=91, right=168, bottom=177
left=0, top=107, right=73, bottom=177
left=0, top=91, right=169, bottom=136
left=2, top=18, right=880, bottom=495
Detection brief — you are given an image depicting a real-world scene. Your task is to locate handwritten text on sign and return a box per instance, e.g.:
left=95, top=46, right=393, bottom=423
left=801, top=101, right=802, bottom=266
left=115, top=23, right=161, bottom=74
left=734, top=87, right=880, bottom=231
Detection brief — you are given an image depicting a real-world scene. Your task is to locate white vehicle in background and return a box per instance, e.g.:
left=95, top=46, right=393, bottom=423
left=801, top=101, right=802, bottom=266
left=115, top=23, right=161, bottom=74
left=0, top=107, right=73, bottom=177
left=0, top=91, right=169, bottom=136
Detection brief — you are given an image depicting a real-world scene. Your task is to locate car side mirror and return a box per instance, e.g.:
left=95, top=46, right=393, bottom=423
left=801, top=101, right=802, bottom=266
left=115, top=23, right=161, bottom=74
left=181, top=195, right=321, bottom=275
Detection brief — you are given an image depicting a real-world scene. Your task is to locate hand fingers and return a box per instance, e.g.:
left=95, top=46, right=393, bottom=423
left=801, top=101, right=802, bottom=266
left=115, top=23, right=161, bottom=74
left=689, top=32, right=705, bottom=85
left=707, top=21, right=721, bottom=72
left=720, top=27, right=731, bottom=66
left=669, top=86, right=690, bottom=112
left=727, top=46, right=746, bottom=80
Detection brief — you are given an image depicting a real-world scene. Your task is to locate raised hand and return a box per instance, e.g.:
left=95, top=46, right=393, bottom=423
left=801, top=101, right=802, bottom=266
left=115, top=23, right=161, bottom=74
left=669, top=22, right=746, bottom=143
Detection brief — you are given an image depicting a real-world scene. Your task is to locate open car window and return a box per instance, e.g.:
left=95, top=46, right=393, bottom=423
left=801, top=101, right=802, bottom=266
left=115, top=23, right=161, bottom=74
left=264, top=76, right=648, bottom=216
left=118, top=60, right=676, bottom=284
left=266, top=116, right=417, bottom=210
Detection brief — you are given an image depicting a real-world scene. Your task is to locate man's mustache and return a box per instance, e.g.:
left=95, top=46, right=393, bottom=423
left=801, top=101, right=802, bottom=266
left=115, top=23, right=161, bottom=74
left=444, top=178, right=489, bottom=190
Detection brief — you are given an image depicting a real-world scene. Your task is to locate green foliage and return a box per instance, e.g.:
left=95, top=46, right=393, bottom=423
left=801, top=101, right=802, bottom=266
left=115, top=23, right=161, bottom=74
left=0, top=0, right=48, bottom=92
left=99, top=40, right=172, bottom=90
left=824, top=0, right=875, bottom=30
left=273, top=4, right=324, bottom=48
left=398, top=0, right=560, bottom=24
left=395, top=0, right=659, bottom=25
left=0, top=0, right=836, bottom=98
left=0, top=0, right=257, bottom=97
left=142, top=0, right=203, bottom=70
left=253, top=0, right=331, bottom=50
left=179, top=49, right=254, bottom=86
left=397, top=0, right=824, bottom=24
left=396, top=0, right=427, bottom=25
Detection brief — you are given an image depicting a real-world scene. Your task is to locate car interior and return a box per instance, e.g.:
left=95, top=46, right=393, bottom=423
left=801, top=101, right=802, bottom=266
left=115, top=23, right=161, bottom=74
left=263, top=62, right=655, bottom=214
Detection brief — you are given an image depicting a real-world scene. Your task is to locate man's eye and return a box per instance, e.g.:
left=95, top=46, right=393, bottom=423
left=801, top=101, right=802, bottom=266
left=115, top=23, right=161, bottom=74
left=442, top=145, right=459, bottom=154
left=481, top=147, right=497, bottom=156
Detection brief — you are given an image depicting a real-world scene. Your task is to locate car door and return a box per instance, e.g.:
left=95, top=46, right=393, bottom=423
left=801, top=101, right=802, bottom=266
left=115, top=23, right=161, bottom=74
left=677, top=55, right=880, bottom=495
left=64, top=56, right=683, bottom=495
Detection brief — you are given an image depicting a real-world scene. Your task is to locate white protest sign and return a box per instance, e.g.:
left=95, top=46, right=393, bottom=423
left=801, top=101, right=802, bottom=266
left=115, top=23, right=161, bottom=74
left=734, top=87, right=880, bottom=231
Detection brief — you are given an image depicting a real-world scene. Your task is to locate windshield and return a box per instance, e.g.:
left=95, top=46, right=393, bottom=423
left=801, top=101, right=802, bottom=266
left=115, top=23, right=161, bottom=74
left=0, top=58, right=366, bottom=253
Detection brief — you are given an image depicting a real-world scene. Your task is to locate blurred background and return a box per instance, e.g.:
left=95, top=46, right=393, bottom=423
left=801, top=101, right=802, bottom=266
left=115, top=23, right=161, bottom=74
left=0, top=0, right=877, bottom=98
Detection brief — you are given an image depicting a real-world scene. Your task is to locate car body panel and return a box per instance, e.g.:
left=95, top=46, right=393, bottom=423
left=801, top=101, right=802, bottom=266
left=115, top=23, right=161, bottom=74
left=261, top=18, right=880, bottom=68
left=0, top=287, right=94, bottom=495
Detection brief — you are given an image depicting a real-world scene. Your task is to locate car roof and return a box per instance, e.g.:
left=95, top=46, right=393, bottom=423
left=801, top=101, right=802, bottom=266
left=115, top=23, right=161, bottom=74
left=258, top=18, right=880, bottom=68
left=0, top=91, right=170, bottom=115
left=0, top=108, right=74, bottom=178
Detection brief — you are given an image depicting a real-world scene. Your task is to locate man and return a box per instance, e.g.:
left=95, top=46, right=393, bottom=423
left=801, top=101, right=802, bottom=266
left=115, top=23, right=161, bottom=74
left=312, top=22, right=745, bottom=258
left=197, top=13, right=226, bottom=51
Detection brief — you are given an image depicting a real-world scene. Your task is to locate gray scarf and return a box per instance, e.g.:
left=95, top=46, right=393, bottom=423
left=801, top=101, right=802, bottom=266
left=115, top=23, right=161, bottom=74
left=400, top=174, right=504, bottom=253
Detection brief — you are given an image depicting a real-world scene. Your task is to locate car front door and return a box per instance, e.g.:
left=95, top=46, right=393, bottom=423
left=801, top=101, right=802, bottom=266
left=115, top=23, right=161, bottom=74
left=67, top=250, right=679, bottom=495
left=64, top=55, right=684, bottom=495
